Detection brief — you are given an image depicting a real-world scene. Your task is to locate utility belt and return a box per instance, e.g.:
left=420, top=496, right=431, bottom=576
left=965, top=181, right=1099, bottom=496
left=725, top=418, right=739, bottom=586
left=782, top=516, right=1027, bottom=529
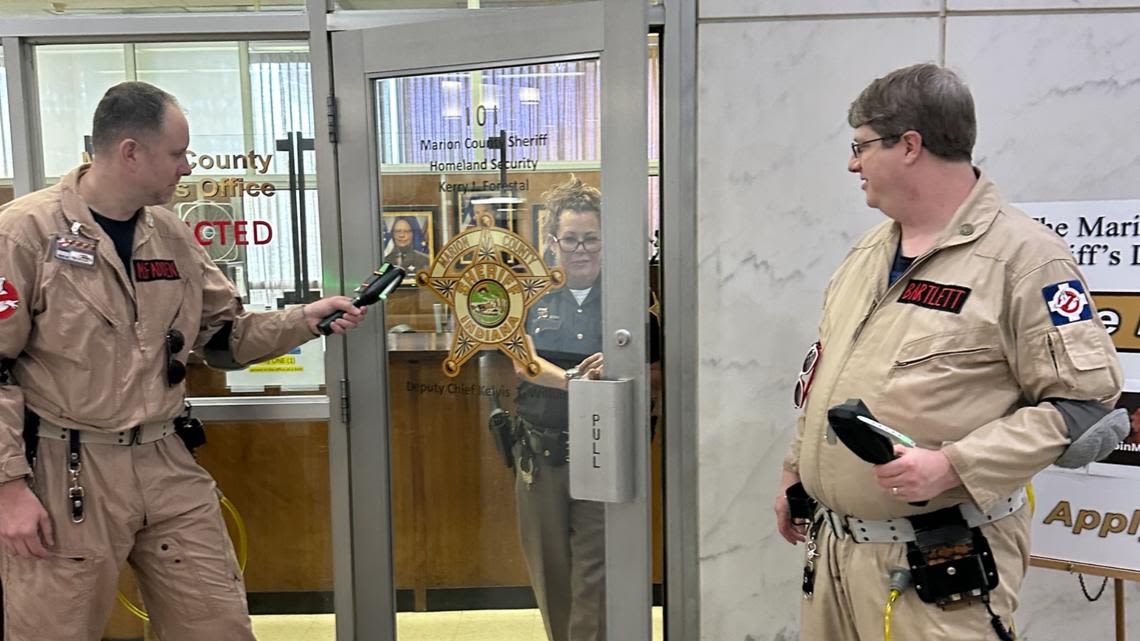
left=35, top=421, right=176, bottom=446
left=517, top=418, right=569, bottom=468
left=789, top=482, right=1025, bottom=612
left=23, top=407, right=206, bottom=524
left=816, top=488, right=1026, bottom=544
left=512, top=417, right=568, bottom=490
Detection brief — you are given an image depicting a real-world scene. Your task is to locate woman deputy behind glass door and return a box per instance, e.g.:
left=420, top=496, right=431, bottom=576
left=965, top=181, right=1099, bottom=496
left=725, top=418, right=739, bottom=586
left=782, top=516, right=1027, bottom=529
left=510, top=174, right=660, bottom=641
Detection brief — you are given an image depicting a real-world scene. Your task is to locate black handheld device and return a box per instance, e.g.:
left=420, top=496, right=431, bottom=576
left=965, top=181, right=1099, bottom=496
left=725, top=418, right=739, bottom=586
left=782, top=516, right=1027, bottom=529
left=827, top=399, right=896, bottom=464
left=827, top=399, right=927, bottom=506
left=318, top=264, right=406, bottom=335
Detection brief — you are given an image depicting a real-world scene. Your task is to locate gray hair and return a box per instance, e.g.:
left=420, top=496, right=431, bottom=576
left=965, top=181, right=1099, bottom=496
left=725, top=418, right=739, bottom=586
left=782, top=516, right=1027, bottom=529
left=847, top=63, right=976, bottom=162
left=92, top=81, right=180, bottom=153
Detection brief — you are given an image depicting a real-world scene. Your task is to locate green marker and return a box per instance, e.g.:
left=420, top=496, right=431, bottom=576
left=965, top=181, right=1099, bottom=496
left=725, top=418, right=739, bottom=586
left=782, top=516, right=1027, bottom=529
left=857, top=415, right=918, bottom=448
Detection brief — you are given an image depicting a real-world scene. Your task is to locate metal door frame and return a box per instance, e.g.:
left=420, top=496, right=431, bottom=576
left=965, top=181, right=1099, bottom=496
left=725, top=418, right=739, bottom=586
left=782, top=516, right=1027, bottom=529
left=329, top=3, right=651, bottom=639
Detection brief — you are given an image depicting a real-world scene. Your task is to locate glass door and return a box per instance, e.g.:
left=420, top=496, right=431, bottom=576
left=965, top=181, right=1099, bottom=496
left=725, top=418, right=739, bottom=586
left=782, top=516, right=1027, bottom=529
left=331, top=3, right=654, bottom=641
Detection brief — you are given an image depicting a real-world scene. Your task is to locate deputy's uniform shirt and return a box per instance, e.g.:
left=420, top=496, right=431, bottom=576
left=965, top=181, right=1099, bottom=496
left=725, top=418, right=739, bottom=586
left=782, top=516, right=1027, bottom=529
left=383, top=247, right=430, bottom=273
left=786, top=172, right=1122, bottom=519
left=0, top=164, right=316, bottom=482
left=516, top=282, right=604, bottom=429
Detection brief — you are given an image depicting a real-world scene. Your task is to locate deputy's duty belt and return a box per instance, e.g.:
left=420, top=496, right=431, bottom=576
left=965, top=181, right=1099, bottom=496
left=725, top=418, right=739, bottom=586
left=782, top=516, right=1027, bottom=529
left=37, top=421, right=175, bottom=446
left=820, top=488, right=1027, bottom=543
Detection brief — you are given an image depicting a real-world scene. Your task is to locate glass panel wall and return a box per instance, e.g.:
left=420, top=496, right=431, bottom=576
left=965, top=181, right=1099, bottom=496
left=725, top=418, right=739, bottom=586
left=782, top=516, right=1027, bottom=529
left=0, top=48, right=13, bottom=207
left=374, top=35, right=663, bottom=640
left=30, top=40, right=333, bottom=641
left=0, top=1, right=304, bottom=16
left=36, top=40, right=325, bottom=393
left=333, top=0, right=661, bottom=10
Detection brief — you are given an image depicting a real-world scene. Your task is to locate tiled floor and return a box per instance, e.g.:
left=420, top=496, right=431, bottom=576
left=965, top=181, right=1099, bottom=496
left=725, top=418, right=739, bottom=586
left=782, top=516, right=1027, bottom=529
left=251, top=607, right=665, bottom=641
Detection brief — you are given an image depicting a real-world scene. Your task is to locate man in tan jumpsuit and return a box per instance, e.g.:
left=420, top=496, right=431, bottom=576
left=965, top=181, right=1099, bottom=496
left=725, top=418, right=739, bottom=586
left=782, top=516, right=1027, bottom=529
left=773, top=64, right=1122, bottom=640
left=0, top=82, right=366, bottom=641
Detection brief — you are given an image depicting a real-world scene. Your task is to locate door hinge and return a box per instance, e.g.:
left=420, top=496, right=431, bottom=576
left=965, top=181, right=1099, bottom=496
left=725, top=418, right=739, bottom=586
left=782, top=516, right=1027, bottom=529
left=326, top=95, right=338, bottom=144
left=340, top=378, right=350, bottom=425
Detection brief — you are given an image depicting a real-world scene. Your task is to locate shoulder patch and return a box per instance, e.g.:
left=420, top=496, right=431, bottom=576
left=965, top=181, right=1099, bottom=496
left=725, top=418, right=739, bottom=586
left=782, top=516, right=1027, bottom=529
left=1043, top=280, right=1092, bottom=325
left=896, top=279, right=971, bottom=314
left=0, top=277, right=20, bottom=320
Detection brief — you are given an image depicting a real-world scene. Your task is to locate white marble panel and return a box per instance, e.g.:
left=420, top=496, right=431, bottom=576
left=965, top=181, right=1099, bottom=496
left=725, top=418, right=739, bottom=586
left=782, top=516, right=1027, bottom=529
left=703, top=0, right=938, bottom=19
left=697, top=18, right=939, bottom=641
left=946, top=12, right=1140, bottom=637
left=950, top=0, right=1140, bottom=9
left=947, top=13, right=1140, bottom=202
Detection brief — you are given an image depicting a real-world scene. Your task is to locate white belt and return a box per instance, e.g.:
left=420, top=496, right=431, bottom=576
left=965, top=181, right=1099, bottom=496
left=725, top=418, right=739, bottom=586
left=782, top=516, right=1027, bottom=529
left=821, top=488, right=1027, bottom=544
left=37, top=421, right=176, bottom=446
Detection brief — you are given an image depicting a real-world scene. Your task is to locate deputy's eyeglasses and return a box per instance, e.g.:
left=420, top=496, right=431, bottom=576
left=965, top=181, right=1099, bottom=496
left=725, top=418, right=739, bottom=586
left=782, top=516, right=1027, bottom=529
left=792, top=341, right=822, bottom=410
left=850, top=135, right=901, bottom=159
left=166, top=328, right=186, bottom=386
left=552, top=235, right=602, bottom=254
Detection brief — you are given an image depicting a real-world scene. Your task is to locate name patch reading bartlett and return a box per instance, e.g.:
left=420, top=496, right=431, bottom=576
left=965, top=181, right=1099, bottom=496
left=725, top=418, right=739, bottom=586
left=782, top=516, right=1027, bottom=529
left=896, top=279, right=972, bottom=314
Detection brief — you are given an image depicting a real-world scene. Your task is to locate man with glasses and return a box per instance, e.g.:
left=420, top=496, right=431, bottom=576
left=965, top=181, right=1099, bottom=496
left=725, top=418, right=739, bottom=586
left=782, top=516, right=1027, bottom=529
left=0, top=81, right=365, bottom=641
left=774, top=64, right=1121, bottom=640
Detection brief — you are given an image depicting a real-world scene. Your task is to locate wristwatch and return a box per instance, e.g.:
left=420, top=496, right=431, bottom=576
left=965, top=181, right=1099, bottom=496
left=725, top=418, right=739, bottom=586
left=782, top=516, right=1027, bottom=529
left=563, top=366, right=581, bottom=381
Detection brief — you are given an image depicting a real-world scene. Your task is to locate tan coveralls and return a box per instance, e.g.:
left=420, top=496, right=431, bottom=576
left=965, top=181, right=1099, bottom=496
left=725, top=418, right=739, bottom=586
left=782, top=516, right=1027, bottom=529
left=786, top=173, right=1122, bottom=640
left=0, top=165, right=317, bottom=641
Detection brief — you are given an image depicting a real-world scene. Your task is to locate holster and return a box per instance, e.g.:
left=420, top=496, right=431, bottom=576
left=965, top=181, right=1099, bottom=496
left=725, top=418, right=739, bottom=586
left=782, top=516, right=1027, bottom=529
left=174, top=404, right=207, bottom=454
left=519, top=419, right=569, bottom=467
left=23, top=409, right=40, bottom=471
left=487, top=407, right=517, bottom=470
left=905, top=507, right=999, bottom=607
left=785, top=481, right=817, bottom=521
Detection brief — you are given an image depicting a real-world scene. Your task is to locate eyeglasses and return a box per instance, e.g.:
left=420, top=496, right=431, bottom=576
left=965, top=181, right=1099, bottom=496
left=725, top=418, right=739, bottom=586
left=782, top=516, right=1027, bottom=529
left=166, top=328, right=186, bottom=386
left=850, top=135, right=901, bottom=159
left=552, top=235, right=602, bottom=254
left=792, top=341, right=822, bottom=410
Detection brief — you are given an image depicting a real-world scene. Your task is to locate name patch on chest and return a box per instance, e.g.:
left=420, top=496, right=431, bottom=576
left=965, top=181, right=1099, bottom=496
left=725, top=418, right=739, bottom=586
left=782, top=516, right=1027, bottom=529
left=896, top=279, right=972, bottom=314
left=133, top=259, right=181, bottom=282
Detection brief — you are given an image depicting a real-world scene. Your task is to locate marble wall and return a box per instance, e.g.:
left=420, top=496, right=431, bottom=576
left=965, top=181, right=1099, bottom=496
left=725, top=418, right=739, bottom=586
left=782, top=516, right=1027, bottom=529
left=698, top=4, right=1140, bottom=640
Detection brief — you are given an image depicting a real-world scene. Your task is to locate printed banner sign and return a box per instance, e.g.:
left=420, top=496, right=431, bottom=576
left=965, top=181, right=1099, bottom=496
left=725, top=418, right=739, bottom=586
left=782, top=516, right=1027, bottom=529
left=1020, top=199, right=1140, bottom=570
left=225, top=337, right=325, bottom=392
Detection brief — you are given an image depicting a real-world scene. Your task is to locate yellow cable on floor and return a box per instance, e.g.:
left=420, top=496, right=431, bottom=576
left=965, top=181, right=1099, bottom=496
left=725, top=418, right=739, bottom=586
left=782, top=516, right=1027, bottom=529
left=884, top=589, right=901, bottom=641
left=118, top=494, right=248, bottom=622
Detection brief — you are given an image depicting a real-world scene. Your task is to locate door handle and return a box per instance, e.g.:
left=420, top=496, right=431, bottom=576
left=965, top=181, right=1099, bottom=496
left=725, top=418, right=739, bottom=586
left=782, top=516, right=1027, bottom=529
left=568, top=377, right=635, bottom=503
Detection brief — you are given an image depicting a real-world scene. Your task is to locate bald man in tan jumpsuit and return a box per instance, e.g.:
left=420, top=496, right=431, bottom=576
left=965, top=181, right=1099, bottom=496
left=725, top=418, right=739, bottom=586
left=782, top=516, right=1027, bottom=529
left=0, top=82, right=365, bottom=641
left=774, top=64, right=1121, bottom=641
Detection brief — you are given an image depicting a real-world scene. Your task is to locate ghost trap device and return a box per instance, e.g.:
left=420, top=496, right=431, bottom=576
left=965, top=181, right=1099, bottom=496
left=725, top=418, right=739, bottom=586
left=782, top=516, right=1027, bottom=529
left=317, top=264, right=406, bottom=336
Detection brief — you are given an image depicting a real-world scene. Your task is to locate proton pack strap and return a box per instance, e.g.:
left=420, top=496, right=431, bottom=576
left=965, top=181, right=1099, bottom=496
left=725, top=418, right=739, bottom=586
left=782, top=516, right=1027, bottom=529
left=22, top=409, right=40, bottom=470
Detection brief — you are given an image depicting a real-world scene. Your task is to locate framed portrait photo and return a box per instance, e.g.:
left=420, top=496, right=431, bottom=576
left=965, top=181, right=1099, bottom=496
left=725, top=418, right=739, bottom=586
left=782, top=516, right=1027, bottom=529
left=454, top=188, right=519, bottom=234
left=381, top=206, right=438, bottom=284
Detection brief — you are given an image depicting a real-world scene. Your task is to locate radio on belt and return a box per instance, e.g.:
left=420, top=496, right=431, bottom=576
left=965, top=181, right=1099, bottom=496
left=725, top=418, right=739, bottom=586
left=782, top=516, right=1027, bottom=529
left=568, top=378, right=635, bottom=503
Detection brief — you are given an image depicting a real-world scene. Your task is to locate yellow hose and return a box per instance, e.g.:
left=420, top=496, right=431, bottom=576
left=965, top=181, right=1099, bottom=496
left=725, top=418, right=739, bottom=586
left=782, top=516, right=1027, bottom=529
left=1026, top=483, right=1035, bottom=516
left=117, top=494, right=248, bottom=622
left=884, top=590, right=901, bottom=641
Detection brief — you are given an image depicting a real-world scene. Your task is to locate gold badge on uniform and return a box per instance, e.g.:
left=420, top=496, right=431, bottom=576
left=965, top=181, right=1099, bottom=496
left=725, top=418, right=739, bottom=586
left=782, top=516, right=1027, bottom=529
left=419, top=223, right=563, bottom=378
